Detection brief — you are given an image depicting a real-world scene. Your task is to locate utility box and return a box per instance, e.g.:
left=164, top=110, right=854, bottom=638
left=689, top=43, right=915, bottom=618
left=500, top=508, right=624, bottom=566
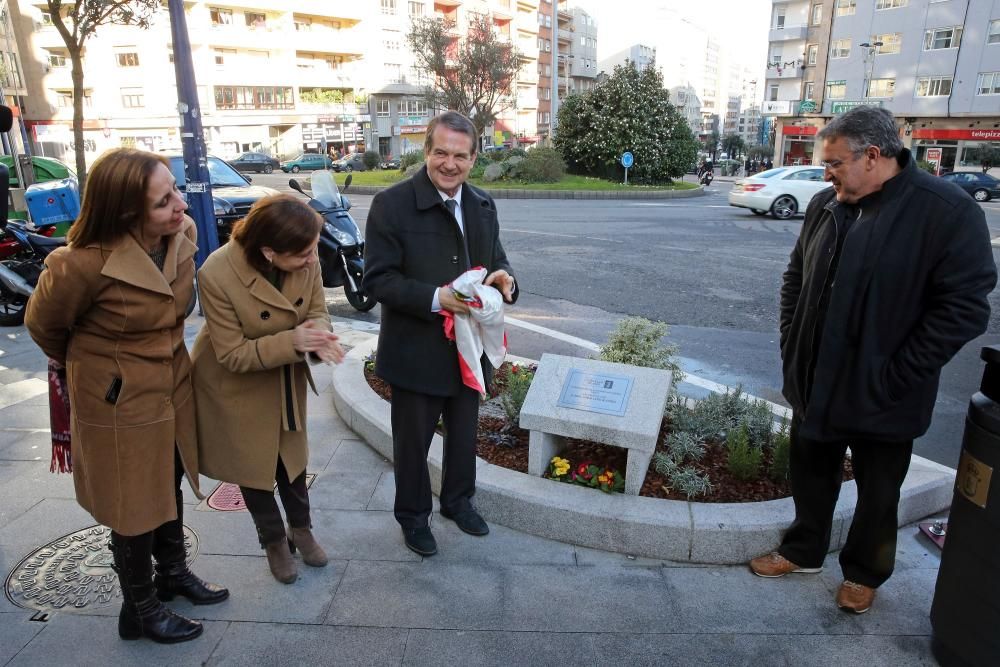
left=24, top=179, right=80, bottom=234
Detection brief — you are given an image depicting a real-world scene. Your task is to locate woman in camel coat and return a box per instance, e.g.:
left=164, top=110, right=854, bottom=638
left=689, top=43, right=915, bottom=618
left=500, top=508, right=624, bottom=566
left=193, top=194, right=343, bottom=584
left=26, top=149, right=227, bottom=645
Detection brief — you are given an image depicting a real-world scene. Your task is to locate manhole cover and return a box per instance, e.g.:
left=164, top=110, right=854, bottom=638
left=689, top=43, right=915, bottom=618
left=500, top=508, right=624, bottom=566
left=4, top=524, right=199, bottom=613
left=206, top=475, right=316, bottom=512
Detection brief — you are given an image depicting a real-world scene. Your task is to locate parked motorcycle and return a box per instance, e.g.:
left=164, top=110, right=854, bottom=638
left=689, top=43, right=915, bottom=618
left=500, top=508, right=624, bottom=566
left=288, top=171, right=375, bottom=312
left=0, top=221, right=58, bottom=261
left=0, top=219, right=66, bottom=326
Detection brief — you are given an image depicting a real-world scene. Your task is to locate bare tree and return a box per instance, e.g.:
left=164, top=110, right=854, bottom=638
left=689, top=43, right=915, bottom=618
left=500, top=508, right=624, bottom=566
left=407, top=12, right=521, bottom=144
left=46, top=0, right=159, bottom=183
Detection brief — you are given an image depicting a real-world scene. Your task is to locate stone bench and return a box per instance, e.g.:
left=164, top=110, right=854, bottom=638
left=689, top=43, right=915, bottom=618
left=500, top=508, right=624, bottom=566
left=520, top=354, right=673, bottom=495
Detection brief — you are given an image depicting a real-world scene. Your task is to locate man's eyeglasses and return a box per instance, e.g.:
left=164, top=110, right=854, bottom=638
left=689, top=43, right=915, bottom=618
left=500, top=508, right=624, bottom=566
left=820, top=151, right=867, bottom=170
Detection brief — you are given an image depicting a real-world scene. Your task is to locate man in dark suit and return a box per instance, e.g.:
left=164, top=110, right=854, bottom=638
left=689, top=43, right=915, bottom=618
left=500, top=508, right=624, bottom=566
left=363, top=111, right=518, bottom=556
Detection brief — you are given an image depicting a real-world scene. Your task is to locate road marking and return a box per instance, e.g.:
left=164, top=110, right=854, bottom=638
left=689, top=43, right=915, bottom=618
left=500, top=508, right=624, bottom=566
left=0, top=379, right=48, bottom=411
left=660, top=245, right=699, bottom=253
left=505, top=316, right=791, bottom=420
left=506, top=228, right=624, bottom=244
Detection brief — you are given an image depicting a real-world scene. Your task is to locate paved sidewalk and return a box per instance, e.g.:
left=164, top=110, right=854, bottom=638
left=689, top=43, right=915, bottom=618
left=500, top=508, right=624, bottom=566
left=0, top=316, right=945, bottom=666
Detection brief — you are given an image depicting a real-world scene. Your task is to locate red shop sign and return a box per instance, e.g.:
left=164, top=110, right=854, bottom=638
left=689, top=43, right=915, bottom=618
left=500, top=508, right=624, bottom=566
left=911, top=128, right=1000, bottom=141
left=784, top=125, right=819, bottom=137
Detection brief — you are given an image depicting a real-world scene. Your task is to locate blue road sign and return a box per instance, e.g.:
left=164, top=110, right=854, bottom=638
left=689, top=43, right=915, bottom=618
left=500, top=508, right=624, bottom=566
left=621, top=152, right=634, bottom=168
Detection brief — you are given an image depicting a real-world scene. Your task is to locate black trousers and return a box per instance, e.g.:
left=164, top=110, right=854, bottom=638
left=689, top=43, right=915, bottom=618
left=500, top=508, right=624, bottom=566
left=240, top=457, right=310, bottom=547
left=778, top=419, right=913, bottom=588
left=390, top=384, right=480, bottom=530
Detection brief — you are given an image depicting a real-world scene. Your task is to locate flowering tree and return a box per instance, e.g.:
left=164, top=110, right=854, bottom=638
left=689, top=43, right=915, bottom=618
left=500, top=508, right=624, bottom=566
left=46, top=0, right=161, bottom=183
left=407, top=12, right=521, bottom=144
left=554, top=61, right=698, bottom=184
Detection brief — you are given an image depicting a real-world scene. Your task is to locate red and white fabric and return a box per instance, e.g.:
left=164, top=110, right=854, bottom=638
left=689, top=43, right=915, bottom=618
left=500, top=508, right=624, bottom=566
left=440, top=267, right=507, bottom=395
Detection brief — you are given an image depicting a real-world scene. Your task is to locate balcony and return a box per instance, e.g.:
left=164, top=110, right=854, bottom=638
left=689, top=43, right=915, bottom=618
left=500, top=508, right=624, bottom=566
left=288, top=0, right=365, bottom=22
left=768, top=24, right=808, bottom=42
left=294, top=67, right=363, bottom=89
left=198, top=23, right=287, bottom=49
left=764, top=64, right=804, bottom=80
left=291, top=29, right=366, bottom=56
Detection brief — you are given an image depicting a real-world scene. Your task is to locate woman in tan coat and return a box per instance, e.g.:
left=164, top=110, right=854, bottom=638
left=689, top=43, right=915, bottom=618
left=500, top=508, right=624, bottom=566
left=193, top=194, right=343, bottom=584
left=25, top=149, right=228, bottom=645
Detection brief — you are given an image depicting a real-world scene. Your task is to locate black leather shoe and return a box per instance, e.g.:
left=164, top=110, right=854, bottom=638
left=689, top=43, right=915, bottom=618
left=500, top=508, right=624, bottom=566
left=402, top=526, right=438, bottom=556
left=155, top=567, right=230, bottom=606
left=440, top=508, right=489, bottom=536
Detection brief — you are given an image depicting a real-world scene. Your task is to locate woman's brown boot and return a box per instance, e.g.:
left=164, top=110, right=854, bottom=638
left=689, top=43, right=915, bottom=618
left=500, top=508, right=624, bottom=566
left=288, top=527, right=329, bottom=567
left=264, top=539, right=298, bottom=584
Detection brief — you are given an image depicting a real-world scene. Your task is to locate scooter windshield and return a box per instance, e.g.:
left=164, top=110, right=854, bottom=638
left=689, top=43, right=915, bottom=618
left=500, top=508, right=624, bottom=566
left=310, top=170, right=342, bottom=209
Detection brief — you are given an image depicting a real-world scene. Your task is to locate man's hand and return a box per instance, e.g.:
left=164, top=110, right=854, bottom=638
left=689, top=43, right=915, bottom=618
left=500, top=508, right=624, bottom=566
left=484, top=269, right=515, bottom=303
left=439, top=286, right=471, bottom=315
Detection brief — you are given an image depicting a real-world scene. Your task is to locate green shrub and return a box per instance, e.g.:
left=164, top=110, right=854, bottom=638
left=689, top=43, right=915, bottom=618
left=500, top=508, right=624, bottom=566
left=517, top=147, right=566, bottom=183
left=665, top=431, right=705, bottom=463
left=726, top=424, right=762, bottom=481
left=916, top=160, right=937, bottom=174
left=769, top=418, right=791, bottom=482
left=362, top=151, right=380, bottom=170
left=500, top=364, right=534, bottom=427
left=599, top=316, right=683, bottom=386
left=400, top=150, right=424, bottom=171
left=653, top=453, right=713, bottom=499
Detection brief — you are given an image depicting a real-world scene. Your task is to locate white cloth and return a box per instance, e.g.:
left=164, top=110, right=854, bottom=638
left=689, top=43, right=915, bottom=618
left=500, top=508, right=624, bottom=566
left=444, top=267, right=506, bottom=395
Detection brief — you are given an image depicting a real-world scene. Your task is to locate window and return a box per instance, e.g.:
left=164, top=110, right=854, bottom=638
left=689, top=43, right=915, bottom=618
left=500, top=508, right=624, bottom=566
left=539, top=86, right=550, bottom=99
left=811, top=4, right=822, bottom=25
left=376, top=99, right=390, bottom=116
left=774, top=7, right=785, bottom=29
left=873, top=33, right=902, bottom=54
left=384, top=63, right=402, bottom=83
left=835, top=0, right=856, bottom=16
left=831, top=39, right=851, bottom=58
left=47, top=53, right=67, bottom=68
left=209, top=7, right=232, bottom=25
left=121, top=87, right=144, bottom=108
left=294, top=18, right=311, bottom=31
left=988, top=20, right=1000, bottom=45
left=976, top=72, right=1000, bottom=95
left=807, top=44, right=818, bottom=65
left=398, top=99, right=427, bottom=115
left=245, top=12, right=266, bottom=29
left=384, top=39, right=400, bottom=51
left=924, top=26, right=963, bottom=50
left=875, top=0, right=907, bottom=9
left=40, top=12, right=53, bottom=25
left=866, top=78, right=895, bottom=98
left=580, top=36, right=585, bottom=46
left=213, top=85, right=294, bottom=110
left=115, top=51, right=140, bottom=67
left=213, top=48, right=235, bottom=66
left=381, top=0, right=397, bottom=15
left=804, top=82, right=815, bottom=99
left=826, top=79, right=846, bottom=99
left=408, top=1, right=423, bottom=16
left=915, top=76, right=953, bottom=96
left=768, top=84, right=778, bottom=101
left=769, top=46, right=781, bottom=65
left=545, top=39, right=551, bottom=52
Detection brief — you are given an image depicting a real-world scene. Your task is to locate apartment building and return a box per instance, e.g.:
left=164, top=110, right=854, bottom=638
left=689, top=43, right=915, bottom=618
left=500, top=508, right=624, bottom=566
left=8, top=0, right=550, bottom=164
left=768, top=0, right=1000, bottom=171
left=669, top=84, right=702, bottom=136
left=597, top=44, right=657, bottom=75
left=0, top=2, right=29, bottom=154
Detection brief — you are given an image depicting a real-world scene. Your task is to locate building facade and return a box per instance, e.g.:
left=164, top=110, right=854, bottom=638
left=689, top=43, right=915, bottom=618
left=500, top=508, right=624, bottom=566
left=767, top=0, right=1000, bottom=171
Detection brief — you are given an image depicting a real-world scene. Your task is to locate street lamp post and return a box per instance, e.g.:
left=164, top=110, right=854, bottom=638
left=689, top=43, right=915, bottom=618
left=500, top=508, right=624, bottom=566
left=859, top=41, right=883, bottom=102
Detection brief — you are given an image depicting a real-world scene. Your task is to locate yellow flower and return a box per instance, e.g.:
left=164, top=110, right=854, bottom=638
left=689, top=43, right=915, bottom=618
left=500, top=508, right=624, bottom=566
left=598, top=473, right=610, bottom=484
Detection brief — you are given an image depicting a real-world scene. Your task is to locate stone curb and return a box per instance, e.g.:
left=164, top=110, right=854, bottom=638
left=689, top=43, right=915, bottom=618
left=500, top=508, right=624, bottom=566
left=330, top=335, right=956, bottom=564
left=345, top=184, right=706, bottom=200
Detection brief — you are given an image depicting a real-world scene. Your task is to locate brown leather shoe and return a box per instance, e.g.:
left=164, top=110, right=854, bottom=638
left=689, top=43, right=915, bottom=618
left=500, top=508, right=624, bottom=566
left=288, top=527, right=328, bottom=568
left=749, top=551, right=823, bottom=578
left=836, top=580, right=875, bottom=614
left=264, top=539, right=298, bottom=584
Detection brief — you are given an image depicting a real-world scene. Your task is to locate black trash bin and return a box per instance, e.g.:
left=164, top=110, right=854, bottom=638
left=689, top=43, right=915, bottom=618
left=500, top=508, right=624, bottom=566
left=931, top=345, right=1000, bottom=667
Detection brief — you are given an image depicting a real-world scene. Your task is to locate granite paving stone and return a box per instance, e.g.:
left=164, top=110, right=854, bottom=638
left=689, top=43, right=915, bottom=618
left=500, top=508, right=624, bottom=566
left=307, top=467, right=385, bottom=511
left=305, top=508, right=421, bottom=563
left=205, top=622, right=407, bottom=667
left=0, top=430, right=52, bottom=462
left=326, top=560, right=503, bottom=629
left=0, top=614, right=45, bottom=665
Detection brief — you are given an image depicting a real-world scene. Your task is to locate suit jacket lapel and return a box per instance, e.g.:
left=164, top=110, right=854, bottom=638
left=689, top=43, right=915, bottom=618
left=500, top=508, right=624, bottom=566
left=99, top=234, right=173, bottom=296
left=161, top=221, right=198, bottom=285
left=226, top=241, right=302, bottom=315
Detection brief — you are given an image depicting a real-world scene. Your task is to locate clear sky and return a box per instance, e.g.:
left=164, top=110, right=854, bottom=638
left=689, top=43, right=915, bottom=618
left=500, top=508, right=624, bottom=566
left=572, top=0, right=772, bottom=65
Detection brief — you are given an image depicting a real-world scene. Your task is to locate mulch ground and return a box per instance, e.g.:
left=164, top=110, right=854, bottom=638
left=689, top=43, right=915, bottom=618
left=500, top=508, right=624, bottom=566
left=364, top=366, right=852, bottom=502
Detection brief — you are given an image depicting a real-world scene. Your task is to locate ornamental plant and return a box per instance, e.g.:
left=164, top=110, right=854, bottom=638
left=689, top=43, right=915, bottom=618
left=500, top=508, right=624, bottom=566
left=499, top=363, right=535, bottom=428
left=599, top=316, right=683, bottom=387
left=547, top=456, right=625, bottom=494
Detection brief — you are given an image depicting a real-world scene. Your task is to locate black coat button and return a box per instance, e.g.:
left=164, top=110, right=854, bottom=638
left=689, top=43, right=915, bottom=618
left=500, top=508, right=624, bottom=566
left=451, top=255, right=459, bottom=264
left=260, top=311, right=271, bottom=320
left=294, top=297, right=304, bottom=306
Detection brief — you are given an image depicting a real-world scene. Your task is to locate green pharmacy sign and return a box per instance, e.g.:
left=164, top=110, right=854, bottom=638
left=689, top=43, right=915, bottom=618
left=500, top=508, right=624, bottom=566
left=798, top=99, right=818, bottom=113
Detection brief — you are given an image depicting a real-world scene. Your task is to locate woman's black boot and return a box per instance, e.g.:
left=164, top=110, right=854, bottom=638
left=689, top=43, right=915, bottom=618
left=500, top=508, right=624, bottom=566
left=110, top=531, right=203, bottom=644
left=152, top=498, right=229, bottom=605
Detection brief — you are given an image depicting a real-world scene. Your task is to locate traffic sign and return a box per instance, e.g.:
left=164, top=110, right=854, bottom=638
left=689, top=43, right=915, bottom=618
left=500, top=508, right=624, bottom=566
left=621, top=152, right=634, bottom=168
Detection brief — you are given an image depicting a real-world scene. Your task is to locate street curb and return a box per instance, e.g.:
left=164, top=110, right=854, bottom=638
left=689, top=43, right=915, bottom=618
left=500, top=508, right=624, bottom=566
left=345, top=184, right=706, bottom=200
left=331, top=336, right=956, bottom=564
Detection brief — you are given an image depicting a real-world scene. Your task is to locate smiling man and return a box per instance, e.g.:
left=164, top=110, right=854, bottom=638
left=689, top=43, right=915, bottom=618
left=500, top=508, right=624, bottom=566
left=363, top=111, right=518, bottom=556
left=749, top=106, right=996, bottom=614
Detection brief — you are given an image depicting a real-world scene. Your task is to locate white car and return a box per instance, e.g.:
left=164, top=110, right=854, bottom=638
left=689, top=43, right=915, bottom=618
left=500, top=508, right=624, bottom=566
left=728, top=166, right=832, bottom=220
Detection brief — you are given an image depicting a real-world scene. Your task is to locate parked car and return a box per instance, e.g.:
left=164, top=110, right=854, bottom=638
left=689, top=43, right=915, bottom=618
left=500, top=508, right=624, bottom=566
left=280, top=153, right=334, bottom=173
left=379, top=156, right=400, bottom=170
left=166, top=154, right=279, bottom=242
left=728, top=165, right=832, bottom=220
left=0, top=156, right=75, bottom=188
left=229, top=151, right=280, bottom=174
left=331, top=153, right=368, bottom=172
left=939, top=171, right=1000, bottom=202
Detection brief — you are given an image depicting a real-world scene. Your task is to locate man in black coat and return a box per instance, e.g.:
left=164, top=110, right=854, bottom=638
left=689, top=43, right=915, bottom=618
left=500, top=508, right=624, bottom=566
left=749, top=106, right=996, bottom=614
left=363, top=112, right=517, bottom=556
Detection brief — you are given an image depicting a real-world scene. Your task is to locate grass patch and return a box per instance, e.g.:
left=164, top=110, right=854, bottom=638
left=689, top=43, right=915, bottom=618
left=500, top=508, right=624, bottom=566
left=331, top=171, right=699, bottom=192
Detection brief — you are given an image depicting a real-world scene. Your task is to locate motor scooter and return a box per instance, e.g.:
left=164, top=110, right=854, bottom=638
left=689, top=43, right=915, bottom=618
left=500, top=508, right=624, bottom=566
left=699, top=169, right=714, bottom=186
left=0, top=219, right=66, bottom=326
left=288, top=171, right=375, bottom=312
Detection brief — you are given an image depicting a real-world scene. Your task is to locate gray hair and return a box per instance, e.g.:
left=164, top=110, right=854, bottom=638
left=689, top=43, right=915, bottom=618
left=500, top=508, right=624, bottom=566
left=424, top=111, right=478, bottom=154
left=817, top=106, right=903, bottom=158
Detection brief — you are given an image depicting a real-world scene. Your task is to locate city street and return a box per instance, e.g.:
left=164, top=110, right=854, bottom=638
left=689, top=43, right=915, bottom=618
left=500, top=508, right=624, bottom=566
left=252, top=172, right=1000, bottom=469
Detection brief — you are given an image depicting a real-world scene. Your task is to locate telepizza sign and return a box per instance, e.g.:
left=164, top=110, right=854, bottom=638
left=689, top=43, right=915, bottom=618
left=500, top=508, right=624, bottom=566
left=911, top=128, right=1000, bottom=141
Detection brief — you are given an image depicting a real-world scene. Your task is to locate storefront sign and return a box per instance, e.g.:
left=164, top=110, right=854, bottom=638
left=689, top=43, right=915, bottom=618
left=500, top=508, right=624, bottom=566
left=925, top=147, right=942, bottom=176
left=798, top=99, right=818, bottom=113
left=761, top=101, right=791, bottom=116
left=912, top=128, right=1000, bottom=141
left=783, top=125, right=818, bottom=137
left=830, top=100, right=882, bottom=114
